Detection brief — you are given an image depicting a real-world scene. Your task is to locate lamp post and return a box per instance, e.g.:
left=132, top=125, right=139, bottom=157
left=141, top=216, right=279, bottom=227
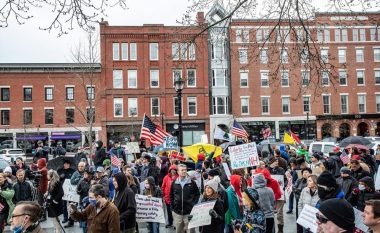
left=174, top=76, right=185, bottom=148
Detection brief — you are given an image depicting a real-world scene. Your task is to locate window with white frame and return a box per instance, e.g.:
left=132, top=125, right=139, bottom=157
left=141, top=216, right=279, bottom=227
left=45, top=108, right=53, bottom=124
left=149, top=43, right=159, bottom=60
left=150, top=70, right=159, bottom=88
left=113, top=70, right=123, bottom=88
left=173, top=97, right=183, bottom=116
left=353, top=29, right=359, bottom=41
left=261, top=71, right=269, bottom=87
left=335, top=29, right=341, bottom=41
left=130, top=43, right=137, bottom=60
left=173, top=69, right=182, bottom=86
left=114, top=98, right=123, bottom=117
left=172, top=43, right=179, bottom=60
left=180, top=43, right=187, bottom=60
left=189, top=43, right=195, bottom=60
left=242, top=30, right=249, bottom=42
left=241, top=97, right=249, bottom=114
left=323, top=95, right=331, bottom=114
left=261, top=97, right=270, bottom=114
left=112, top=43, right=119, bottom=60
left=281, top=70, right=289, bottom=87
left=339, top=70, right=347, bottom=86
left=0, top=109, right=9, bottom=125
left=213, top=97, right=228, bottom=115
left=66, top=87, right=74, bottom=100
left=360, top=28, right=366, bottom=41
left=322, top=71, right=329, bottom=86
left=282, top=97, right=290, bottom=114
left=374, top=48, right=380, bottom=62
left=0, top=88, right=9, bottom=102
left=356, top=48, right=364, bottom=62
left=187, top=69, right=196, bottom=87
left=371, top=28, right=377, bottom=41
left=341, top=29, right=348, bottom=41
left=338, top=49, right=346, bottom=63
left=236, top=29, right=242, bottom=42
left=357, top=70, right=365, bottom=85
left=128, top=70, right=137, bottom=88
left=303, top=96, right=310, bottom=113
left=212, top=40, right=225, bottom=60
left=45, top=87, right=53, bottom=101
left=256, top=29, right=269, bottom=42
left=317, top=29, right=323, bottom=42
left=260, top=49, right=268, bottom=64
left=301, top=48, right=309, bottom=63
left=276, top=29, right=290, bottom=42
left=236, top=29, right=249, bottom=42
left=188, top=97, right=197, bottom=116
left=121, top=43, right=128, bottom=60
left=324, top=29, right=330, bottom=42
left=375, top=70, right=380, bottom=85
left=212, top=69, right=226, bottom=87
left=358, top=94, right=366, bottom=113
left=376, top=94, right=380, bottom=113
left=86, top=86, right=95, bottom=100
left=151, top=97, right=160, bottom=116
left=128, top=98, right=138, bottom=117
left=340, top=94, right=348, bottom=114
left=301, top=70, right=310, bottom=86
left=281, top=49, right=288, bottom=63
left=321, top=49, right=329, bottom=63
left=239, top=49, right=248, bottom=64
left=240, top=72, right=248, bottom=87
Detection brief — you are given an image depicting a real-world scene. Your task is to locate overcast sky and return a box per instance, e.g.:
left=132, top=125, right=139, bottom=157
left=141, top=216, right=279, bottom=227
left=0, top=0, right=192, bottom=63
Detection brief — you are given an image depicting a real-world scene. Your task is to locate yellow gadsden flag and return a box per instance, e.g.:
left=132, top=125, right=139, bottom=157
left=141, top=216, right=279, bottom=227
left=283, top=132, right=296, bottom=144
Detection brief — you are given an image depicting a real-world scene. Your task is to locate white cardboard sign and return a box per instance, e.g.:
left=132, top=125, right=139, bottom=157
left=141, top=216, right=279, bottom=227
left=228, top=142, right=259, bottom=169
left=354, top=208, right=369, bottom=232
left=296, top=204, right=319, bottom=233
left=62, top=179, right=80, bottom=203
left=188, top=201, right=216, bottom=229
left=222, top=162, right=231, bottom=180
left=135, top=194, right=166, bottom=224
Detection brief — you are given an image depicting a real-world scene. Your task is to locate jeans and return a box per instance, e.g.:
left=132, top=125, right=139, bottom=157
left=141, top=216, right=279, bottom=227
left=166, top=204, right=173, bottom=226
left=147, top=222, right=160, bottom=233
left=288, top=192, right=294, bottom=211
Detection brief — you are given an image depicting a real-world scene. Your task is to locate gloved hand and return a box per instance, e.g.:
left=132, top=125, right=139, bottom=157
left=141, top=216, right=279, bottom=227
left=209, top=209, right=221, bottom=220
left=188, top=215, right=193, bottom=221
left=352, top=187, right=360, bottom=195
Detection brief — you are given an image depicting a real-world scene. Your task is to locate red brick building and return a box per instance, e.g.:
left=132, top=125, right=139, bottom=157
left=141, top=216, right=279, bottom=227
left=0, top=63, right=105, bottom=149
left=99, top=13, right=210, bottom=146
left=230, top=12, right=380, bottom=140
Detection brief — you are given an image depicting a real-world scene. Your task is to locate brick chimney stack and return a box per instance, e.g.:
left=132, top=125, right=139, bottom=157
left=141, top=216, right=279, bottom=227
left=197, top=12, right=205, bottom=25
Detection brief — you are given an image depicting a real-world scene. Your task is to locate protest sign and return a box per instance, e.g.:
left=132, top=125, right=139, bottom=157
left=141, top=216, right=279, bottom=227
left=296, top=204, right=319, bottom=233
left=354, top=208, right=369, bottom=232
left=228, top=142, right=259, bottom=169
left=135, top=194, right=166, bottom=224
left=62, top=179, right=80, bottom=203
left=169, top=151, right=186, bottom=161
left=163, top=136, right=178, bottom=150
left=222, top=162, right=231, bottom=180
left=375, top=166, right=380, bottom=190
left=272, top=175, right=285, bottom=200
left=124, top=142, right=140, bottom=154
left=188, top=201, right=216, bottom=229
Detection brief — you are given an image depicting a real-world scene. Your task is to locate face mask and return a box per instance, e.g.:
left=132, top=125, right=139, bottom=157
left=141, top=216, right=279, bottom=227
left=359, top=184, right=366, bottom=191
left=11, top=218, right=25, bottom=233
left=89, top=198, right=97, bottom=207
left=144, top=184, right=150, bottom=189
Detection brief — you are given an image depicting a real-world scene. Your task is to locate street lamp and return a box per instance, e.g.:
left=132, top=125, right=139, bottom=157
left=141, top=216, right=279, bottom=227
left=174, top=76, right=185, bottom=148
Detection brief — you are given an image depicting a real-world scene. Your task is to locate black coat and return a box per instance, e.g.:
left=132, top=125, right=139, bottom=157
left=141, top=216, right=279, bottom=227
left=170, top=177, right=200, bottom=215
left=77, top=178, right=91, bottom=204
left=47, top=181, right=64, bottom=217
left=93, top=141, right=107, bottom=166
left=337, top=176, right=358, bottom=200
left=293, top=178, right=308, bottom=200
left=348, top=190, right=380, bottom=211
left=113, top=173, right=136, bottom=230
left=199, top=198, right=224, bottom=233
left=13, top=180, right=32, bottom=203
left=352, top=167, right=371, bottom=181
left=57, top=168, right=75, bottom=183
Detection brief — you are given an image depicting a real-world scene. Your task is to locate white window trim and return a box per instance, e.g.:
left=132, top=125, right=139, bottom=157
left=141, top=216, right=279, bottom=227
left=356, top=70, right=366, bottom=86
left=65, top=85, right=75, bottom=88
left=338, top=70, right=348, bottom=87
left=187, top=69, right=197, bottom=88
left=150, top=70, right=160, bottom=88
left=130, top=43, right=137, bottom=61
left=121, top=43, right=128, bottom=61
left=128, top=98, right=138, bottom=117
left=149, top=43, right=159, bottom=61
left=187, top=97, right=197, bottom=116
left=127, top=70, right=138, bottom=89
left=261, top=96, right=270, bottom=115
left=302, top=95, right=311, bottom=114
left=113, top=98, right=124, bottom=118
left=173, top=97, right=183, bottom=116
left=357, top=94, right=367, bottom=113
left=240, top=71, right=249, bottom=88
left=281, top=97, right=291, bottom=114
left=150, top=97, right=160, bottom=117
left=43, top=107, right=54, bottom=110
left=281, top=70, right=290, bottom=87
left=22, top=85, right=33, bottom=88
left=240, top=96, right=250, bottom=115
left=339, top=94, right=349, bottom=114
left=22, top=107, right=33, bottom=110
left=113, top=69, right=123, bottom=89
left=0, top=108, right=10, bottom=110
left=322, top=94, right=331, bottom=115
left=64, top=107, right=75, bottom=109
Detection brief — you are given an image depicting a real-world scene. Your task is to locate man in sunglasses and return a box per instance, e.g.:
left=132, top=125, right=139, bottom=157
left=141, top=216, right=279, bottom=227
left=316, top=198, right=355, bottom=233
left=10, top=201, right=46, bottom=233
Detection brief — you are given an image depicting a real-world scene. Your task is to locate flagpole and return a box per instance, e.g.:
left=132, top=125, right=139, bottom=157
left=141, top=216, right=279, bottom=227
left=140, top=113, right=146, bottom=144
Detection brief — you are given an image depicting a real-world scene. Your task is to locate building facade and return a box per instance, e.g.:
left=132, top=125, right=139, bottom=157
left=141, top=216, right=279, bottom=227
left=100, top=14, right=210, bottom=147
left=0, top=63, right=105, bottom=149
left=230, top=12, right=380, bottom=140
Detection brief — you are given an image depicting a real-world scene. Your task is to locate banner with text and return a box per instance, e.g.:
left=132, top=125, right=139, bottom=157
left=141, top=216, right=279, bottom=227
left=135, top=194, right=166, bottom=224
left=62, top=179, right=80, bottom=203
left=228, top=142, right=259, bottom=169
left=296, top=204, right=319, bottom=233
left=188, top=201, right=216, bottom=229
left=163, top=136, right=178, bottom=150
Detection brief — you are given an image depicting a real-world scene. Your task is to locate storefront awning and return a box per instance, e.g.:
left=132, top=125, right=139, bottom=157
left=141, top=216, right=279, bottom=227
left=50, top=135, right=81, bottom=140
left=16, top=135, right=47, bottom=141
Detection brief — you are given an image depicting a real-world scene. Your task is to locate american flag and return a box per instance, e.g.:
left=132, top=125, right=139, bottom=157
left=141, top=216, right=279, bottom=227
left=110, top=155, right=121, bottom=167
left=340, top=150, right=350, bottom=165
left=262, top=125, right=272, bottom=139
left=140, top=114, right=170, bottom=146
left=285, top=171, right=293, bottom=194
left=231, top=120, right=249, bottom=139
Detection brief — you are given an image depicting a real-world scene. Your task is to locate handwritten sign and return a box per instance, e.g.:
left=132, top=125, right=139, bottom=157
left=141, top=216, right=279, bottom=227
left=135, top=194, right=165, bottom=224
left=188, top=201, right=216, bottom=229
left=222, top=163, right=231, bottom=180
left=169, top=151, right=186, bottom=161
left=354, top=208, right=369, bottom=232
left=296, top=204, right=319, bottom=233
left=228, top=142, right=259, bottom=169
left=62, top=179, right=80, bottom=203
left=163, top=136, right=178, bottom=150
left=272, top=175, right=285, bottom=200
left=375, top=166, right=380, bottom=190
left=125, top=142, right=140, bottom=154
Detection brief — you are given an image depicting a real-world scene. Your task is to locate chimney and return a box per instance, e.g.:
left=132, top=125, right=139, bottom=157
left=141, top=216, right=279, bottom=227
left=197, top=12, right=205, bottom=25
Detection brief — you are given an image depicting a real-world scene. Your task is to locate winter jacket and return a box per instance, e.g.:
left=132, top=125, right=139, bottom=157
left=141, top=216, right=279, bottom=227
left=13, top=163, right=31, bottom=178
left=77, top=178, right=91, bottom=204
left=161, top=165, right=177, bottom=204
left=256, top=169, right=282, bottom=200
left=25, top=224, right=46, bottom=233
left=13, top=180, right=32, bottom=203
left=109, top=146, right=126, bottom=163
left=253, top=174, right=275, bottom=218
left=0, top=181, right=14, bottom=223
left=199, top=198, right=224, bottom=233
left=71, top=201, right=120, bottom=233
left=293, top=178, right=308, bottom=200
left=47, top=181, right=64, bottom=218
left=361, top=154, right=376, bottom=175
left=113, top=173, right=136, bottom=230
left=337, top=176, right=358, bottom=200
left=33, top=147, right=49, bottom=163
left=352, top=167, right=371, bottom=181
left=170, top=176, right=200, bottom=215
left=225, top=175, right=243, bottom=225
left=70, top=170, right=84, bottom=186
left=108, top=168, right=120, bottom=199
left=93, top=141, right=107, bottom=167
left=37, top=158, right=48, bottom=194
left=298, top=187, right=319, bottom=213
left=348, top=190, right=380, bottom=211
left=217, top=182, right=229, bottom=214
left=324, top=155, right=343, bottom=178
left=95, top=176, right=109, bottom=197
left=158, top=156, right=169, bottom=186
left=57, top=167, right=75, bottom=183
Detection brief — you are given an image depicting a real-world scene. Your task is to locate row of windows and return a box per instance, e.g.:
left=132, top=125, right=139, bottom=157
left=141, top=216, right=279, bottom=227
left=239, top=47, right=380, bottom=65
left=112, top=69, right=196, bottom=89
left=238, top=94, right=380, bottom=115
left=112, top=42, right=196, bottom=61
left=0, top=108, right=95, bottom=126
left=0, top=87, right=95, bottom=102
left=113, top=97, right=198, bottom=117
left=238, top=69, right=380, bottom=88
left=235, top=27, right=380, bottom=43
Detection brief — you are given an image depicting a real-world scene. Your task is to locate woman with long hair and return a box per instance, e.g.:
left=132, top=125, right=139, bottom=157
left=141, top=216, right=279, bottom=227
left=126, top=173, right=138, bottom=195
left=144, top=176, right=162, bottom=233
left=46, top=170, right=64, bottom=233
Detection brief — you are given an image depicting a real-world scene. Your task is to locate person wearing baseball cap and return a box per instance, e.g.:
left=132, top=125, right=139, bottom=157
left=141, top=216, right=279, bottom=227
left=94, top=167, right=109, bottom=197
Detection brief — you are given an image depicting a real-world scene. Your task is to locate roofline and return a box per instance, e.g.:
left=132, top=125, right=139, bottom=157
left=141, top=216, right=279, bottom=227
left=0, top=63, right=102, bottom=73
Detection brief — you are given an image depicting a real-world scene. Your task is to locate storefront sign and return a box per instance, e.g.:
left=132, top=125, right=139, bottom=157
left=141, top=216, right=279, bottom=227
left=228, top=142, right=260, bottom=169
left=135, top=194, right=166, bottom=224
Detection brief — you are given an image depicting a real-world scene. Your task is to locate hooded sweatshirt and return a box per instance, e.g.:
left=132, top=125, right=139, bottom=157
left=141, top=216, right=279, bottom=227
left=225, top=175, right=243, bottom=224
left=37, top=158, right=48, bottom=193
left=93, top=141, right=107, bottom=166
left=253, top=174, right=275, bottom=218
left=162, top=165, right=177, bottom=204
left=256, top=168, right=282, bottom=200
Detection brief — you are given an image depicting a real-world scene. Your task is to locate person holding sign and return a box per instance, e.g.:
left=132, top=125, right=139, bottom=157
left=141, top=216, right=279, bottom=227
left=144, top=176, right=163, bottom=233
left=199, top=179, right=224, bottom=233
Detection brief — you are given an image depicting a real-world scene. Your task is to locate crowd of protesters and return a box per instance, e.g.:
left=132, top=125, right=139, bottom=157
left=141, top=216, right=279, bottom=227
left=0, top=139, right=378, bottom=233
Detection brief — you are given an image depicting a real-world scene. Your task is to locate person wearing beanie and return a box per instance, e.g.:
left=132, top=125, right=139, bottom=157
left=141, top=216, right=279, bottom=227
left=3, top=166, right=15, bottom=184
left=36, top=158, right=48, bottom=221
left=337, top=166, right=358, bottom=200
left=316, top=171, right=345, bottom=209
left=252, top=174, right=275, bottom=233
left=199, top=179, right=224, bottom=233
left=241, top=188, right=266, bottom=233
left=317, top=198, right=355, bottom=233
left=348, top=176, right=380, bottom=211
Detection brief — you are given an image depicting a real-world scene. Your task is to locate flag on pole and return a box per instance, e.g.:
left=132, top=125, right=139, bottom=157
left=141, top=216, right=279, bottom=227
left=111, top=155, right=121, bottom=167
left=140, top=114, right=170, bottom=146
left=340, top=150, right=350, bottom=165
left=262, top=125, right=272, bottom=139
left=231, top=120, right=249, bottom=140
left=214, top=125, right=231, bottom=141
left=290, top=131, right=301, bottom=144
left=283, top=132, right=296, bottom=144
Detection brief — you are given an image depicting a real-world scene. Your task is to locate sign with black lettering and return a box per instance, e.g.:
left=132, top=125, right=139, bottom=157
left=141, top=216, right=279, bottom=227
left=62, top=179, right=80, bottom=203
left=228, top=142, right=259, bottom=169
left=135, top=194, right=165, bottom=224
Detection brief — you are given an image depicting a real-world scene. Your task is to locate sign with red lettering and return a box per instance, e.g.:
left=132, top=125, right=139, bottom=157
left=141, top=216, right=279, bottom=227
left=228, top=142, right=259, bottom=169
left=169, top=151, right=186, bottom=161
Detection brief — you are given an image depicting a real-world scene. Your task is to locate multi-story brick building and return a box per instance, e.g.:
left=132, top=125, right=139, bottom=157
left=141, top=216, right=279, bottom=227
left=0, top=63, right=105, bottom=149
left=100, top=13, right=210, bottom=146
left=230, top=12, right=380, bottom=140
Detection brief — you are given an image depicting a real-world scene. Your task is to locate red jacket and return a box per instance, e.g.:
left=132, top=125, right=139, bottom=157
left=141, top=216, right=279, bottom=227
left=161, top=165, right=177, bottom=204
left=37, top=158, right=48, bottom=194
left=256, top=168, right=282, bottom=200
